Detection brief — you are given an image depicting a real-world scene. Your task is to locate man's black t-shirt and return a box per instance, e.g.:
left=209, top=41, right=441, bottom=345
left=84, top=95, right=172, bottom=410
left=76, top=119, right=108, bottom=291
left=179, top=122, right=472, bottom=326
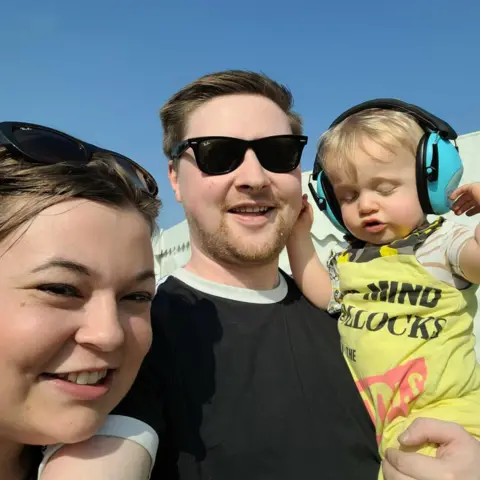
left=114, top=269, right=380, bottom=479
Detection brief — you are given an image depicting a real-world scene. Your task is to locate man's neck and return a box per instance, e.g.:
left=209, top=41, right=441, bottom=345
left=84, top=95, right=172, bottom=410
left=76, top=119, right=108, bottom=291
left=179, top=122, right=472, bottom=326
left=186, top=249, right=280, bottom=290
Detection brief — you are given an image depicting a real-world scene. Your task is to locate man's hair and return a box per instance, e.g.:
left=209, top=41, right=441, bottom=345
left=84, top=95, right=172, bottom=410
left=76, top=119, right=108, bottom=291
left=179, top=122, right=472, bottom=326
left=160, top=70, right=303, bottom=166
left=0, top=147, right=161, bottom=243
left=317, top=108, right=425, bottom=182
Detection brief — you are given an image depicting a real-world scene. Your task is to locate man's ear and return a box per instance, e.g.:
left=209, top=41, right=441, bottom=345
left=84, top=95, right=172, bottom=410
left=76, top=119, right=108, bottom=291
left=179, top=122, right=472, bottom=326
left=168, top=161, right=182, bottom=203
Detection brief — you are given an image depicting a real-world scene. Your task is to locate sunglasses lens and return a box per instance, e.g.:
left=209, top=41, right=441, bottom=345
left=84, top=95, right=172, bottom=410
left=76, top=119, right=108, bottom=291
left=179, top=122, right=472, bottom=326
left=12, top=127, right=85, bottom=164
left=255, top=137, right=304, bottom=173
left=113, top=155, right=158, bottom=195
left=196, top=138, right=245, bottom=175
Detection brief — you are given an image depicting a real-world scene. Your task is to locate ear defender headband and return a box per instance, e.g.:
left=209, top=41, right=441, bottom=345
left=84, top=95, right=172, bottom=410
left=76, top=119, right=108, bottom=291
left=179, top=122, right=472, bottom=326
left=308, top=98, right=464, bottom=234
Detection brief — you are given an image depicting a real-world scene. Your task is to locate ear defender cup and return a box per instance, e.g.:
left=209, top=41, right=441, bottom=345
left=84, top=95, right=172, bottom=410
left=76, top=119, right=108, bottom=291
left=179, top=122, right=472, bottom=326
left=416, top=133, right=464, bottom=214
left=316, top=171, right=347, bottom=233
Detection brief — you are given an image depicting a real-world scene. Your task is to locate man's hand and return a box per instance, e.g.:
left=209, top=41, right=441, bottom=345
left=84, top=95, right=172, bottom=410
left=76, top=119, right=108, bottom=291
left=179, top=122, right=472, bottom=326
left=451, top=183, right=480, bottom=217
left=382, top=418, right=480, bottom=479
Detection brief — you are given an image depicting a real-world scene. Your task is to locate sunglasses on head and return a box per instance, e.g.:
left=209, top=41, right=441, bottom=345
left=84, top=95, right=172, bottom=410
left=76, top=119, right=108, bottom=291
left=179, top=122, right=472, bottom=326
left=0, top=122, right=158, bottom=196
left=171, top=134, right=308, bottom=176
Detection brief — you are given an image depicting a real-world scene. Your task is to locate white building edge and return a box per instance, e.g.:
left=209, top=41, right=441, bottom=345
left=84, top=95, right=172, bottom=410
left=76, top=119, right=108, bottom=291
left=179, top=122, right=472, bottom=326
left=153, top=131, right=480, bottom=355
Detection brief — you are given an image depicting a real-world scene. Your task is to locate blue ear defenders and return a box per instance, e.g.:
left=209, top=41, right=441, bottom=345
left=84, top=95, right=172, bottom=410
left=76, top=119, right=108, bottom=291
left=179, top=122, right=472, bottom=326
left=308, top=99, right=464, bottom=234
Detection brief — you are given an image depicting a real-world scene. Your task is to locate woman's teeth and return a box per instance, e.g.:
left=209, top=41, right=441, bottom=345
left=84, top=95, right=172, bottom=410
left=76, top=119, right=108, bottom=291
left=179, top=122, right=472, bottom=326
left=55, top=370, right=109, bottom=385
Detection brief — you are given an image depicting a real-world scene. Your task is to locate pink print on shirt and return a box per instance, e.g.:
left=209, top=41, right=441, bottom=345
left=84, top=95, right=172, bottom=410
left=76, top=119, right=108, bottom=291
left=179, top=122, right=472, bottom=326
left=355, top=357, right=428, bottom=443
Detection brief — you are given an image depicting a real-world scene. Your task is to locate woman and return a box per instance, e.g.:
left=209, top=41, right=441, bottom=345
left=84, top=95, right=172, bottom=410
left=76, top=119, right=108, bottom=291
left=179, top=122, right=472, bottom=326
left=0, top=121, right=160, bottom=479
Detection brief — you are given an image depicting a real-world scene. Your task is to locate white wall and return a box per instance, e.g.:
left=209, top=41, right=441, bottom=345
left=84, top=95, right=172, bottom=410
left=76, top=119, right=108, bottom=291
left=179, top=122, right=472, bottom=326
left=153, top=219, right=190, bottom=280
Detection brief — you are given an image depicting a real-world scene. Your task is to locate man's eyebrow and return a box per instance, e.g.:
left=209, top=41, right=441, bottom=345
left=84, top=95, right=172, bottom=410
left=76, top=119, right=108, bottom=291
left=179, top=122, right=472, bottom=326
left=31, top=258, right=156, bottom=283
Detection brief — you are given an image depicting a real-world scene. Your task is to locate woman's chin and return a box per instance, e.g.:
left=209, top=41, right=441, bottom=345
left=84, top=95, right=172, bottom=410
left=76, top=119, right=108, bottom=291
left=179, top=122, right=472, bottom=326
left=33, top=413, right=106, bottom=446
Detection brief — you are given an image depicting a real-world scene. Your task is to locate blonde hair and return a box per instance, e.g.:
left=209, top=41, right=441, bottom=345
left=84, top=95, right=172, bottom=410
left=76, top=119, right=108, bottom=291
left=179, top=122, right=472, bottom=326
left=0, top=147, right=161, bottom=243
left=160, top=70, right=303, bottom=168
left=317, top=108, right=425, bottom=182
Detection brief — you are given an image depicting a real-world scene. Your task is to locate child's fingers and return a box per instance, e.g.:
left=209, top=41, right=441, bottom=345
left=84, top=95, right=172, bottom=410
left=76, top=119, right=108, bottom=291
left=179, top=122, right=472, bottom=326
left=452, top=194, right=472, bottom=212
left=302, top=193, right=310, bottom=207
left=453, top=202, right=475, bottom=215
left=450, top=184, right=469, bottom=200
left=465, top=205, right=480, bottom=217
left=456, top=205, right=477, bottom=217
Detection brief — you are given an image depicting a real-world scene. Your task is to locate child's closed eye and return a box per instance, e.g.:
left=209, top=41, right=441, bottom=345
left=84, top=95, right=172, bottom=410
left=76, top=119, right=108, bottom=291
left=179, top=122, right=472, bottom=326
left=376, top=183, right=397, bottom=195
left=338, top=190, right=358, bottom=203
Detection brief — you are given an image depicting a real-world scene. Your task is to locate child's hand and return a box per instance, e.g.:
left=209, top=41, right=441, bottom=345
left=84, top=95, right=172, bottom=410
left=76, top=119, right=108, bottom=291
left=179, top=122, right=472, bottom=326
left=292, top=194, right=314, bottom=236
left=450, top=183, right=480, bottom=217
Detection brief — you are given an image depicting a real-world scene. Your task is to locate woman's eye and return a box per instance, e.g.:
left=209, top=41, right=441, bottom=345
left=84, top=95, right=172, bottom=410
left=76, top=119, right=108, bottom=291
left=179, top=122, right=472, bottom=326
left=123, top=292, right=154, bottom=303
left=36, top=283, right=81, bottom=298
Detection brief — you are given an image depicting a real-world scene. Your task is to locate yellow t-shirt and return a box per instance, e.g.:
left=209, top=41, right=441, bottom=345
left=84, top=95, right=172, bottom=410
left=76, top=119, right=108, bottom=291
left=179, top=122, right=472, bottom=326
left=333, top=217, right=480, bottom=460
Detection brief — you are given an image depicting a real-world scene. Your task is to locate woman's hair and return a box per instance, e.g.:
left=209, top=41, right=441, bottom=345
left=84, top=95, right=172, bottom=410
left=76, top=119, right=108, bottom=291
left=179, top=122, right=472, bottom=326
left=317, top=108, right=425, bottom=182
left=0, top=147, right=161, bottom=243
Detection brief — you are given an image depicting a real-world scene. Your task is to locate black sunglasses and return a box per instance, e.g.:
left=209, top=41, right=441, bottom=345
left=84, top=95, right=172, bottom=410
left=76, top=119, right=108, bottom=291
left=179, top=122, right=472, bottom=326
left=171, top=134, right=308, bottom=175
left=0, top=122, right=158, bottom=196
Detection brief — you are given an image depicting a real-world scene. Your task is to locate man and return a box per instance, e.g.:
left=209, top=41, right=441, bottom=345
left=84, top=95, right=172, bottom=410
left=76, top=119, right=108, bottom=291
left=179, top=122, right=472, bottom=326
left=41, top=70, right=480, bottom=479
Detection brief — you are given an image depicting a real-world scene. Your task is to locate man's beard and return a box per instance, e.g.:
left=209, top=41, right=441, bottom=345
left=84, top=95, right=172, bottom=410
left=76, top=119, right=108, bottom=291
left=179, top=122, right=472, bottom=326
left=186, top=210, right=292, bottom=267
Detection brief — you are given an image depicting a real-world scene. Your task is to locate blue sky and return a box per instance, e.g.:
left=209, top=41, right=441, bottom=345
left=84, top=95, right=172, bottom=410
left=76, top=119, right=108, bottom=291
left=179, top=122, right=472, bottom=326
left=1, top=0, right=479, bottom=229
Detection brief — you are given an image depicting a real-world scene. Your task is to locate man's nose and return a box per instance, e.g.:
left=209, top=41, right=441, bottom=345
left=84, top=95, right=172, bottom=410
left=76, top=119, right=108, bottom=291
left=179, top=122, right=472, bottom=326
left=233, top=149, right=271, bottom=192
